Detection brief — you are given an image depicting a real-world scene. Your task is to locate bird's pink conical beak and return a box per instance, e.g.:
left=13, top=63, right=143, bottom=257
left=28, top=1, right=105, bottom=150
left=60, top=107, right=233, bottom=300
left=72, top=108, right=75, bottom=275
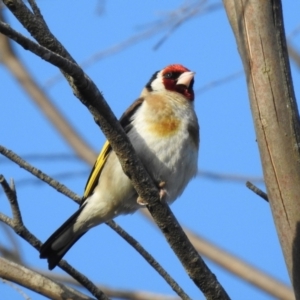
left=176, top=71, right=195, bottom=87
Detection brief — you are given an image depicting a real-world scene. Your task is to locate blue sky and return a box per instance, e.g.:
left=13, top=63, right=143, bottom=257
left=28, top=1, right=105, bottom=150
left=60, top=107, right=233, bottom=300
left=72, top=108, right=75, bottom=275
left=1, top=1, right=300, bottom=299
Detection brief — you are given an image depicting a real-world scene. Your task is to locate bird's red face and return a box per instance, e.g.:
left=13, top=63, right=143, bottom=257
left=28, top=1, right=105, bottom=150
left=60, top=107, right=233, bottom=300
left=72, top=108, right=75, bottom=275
left=145, top=64, right=195, bottom=101
left=162, top=64, right=195, bottom=101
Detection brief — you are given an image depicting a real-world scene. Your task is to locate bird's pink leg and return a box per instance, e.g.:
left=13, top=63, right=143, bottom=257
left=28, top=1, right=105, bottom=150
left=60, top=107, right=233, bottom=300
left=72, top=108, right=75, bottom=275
left=137, top=181, right=167, bottom=206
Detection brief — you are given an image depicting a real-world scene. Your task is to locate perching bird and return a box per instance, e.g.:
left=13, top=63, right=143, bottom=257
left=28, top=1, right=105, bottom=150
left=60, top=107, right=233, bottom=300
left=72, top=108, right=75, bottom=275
left=40, top=64, right=199, bottom=270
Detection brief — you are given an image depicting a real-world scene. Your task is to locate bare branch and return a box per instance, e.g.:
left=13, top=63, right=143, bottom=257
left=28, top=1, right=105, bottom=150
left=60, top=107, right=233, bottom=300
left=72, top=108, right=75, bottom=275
left=195, top=70, right=243, bottom=95
left=153, top=1, right=222, bottom=50
left=0, top=176, right=22, bottom=226
left=0, top=257, right=94, bottom=300
left=107, top=220, right=190, bottom=300
left=246, top=181, right=268, bottom=202
left=0, top=227, right=23, bottom=264
left=0, top=145, right=81, bottom=203
left=12, top=170, right=88, bottom=188
left=198, top=170, right=264, bottom=184
left=1, top=278, right=30, bottom=300
left=35, top=269, right=182, bottom=300
left=58, top=260, right=109, bottom=300
left=0, top=153, right=79, bottom=163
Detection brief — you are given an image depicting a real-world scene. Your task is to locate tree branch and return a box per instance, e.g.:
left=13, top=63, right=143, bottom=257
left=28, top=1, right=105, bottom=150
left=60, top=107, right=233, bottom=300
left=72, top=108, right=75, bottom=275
left=0, top=145, right=81, bottom=203
left=107, top=220, right=190, bottom=300
left=35, top=268, right=182, bottom=300
left=246, top=181, right=268, bottom=202
left=0, top=257, right=94, bottom=300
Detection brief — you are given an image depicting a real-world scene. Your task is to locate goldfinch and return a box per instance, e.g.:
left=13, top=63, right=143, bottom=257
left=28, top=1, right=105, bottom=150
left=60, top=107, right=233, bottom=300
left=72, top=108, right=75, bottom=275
left=40, top=64, right=199, bottom=270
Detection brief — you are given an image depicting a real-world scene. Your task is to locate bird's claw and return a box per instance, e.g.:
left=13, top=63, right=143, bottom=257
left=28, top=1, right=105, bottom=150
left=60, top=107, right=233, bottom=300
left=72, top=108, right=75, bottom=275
left=137, top=181, right=167, bottom=206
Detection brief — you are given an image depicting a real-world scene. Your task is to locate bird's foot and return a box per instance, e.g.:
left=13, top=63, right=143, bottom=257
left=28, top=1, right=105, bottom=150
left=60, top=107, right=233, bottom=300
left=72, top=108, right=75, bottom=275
left=158, top=181, right=167, bottom=201
left=137, top=196, right=148, bottom=206
left=137, top=181, right=167, bottom=206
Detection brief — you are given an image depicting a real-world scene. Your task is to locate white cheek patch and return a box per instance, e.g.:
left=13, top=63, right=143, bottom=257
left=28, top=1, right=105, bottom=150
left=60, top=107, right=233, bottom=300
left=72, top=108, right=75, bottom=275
left=151, top=72, right=165, bottom=92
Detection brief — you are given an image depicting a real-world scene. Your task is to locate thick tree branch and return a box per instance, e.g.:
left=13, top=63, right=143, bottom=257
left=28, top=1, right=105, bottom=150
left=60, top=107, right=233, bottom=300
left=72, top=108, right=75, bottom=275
left=0, top=1, right=229, bottom=298
left=223, top=0, right=300, bottom=297
left=0, top=257, right=94, bottom=300
left=35, top=269, right=182, bottom=300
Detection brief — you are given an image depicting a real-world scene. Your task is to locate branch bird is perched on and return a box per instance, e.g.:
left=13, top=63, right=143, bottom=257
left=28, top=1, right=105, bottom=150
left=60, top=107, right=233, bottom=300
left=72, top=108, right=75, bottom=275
left=40, top=64, right=200, bottom=270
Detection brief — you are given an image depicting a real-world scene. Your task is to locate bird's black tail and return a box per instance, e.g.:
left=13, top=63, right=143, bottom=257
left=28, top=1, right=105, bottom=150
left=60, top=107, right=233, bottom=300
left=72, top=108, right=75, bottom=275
left=40, top=206, right=86, bottom=270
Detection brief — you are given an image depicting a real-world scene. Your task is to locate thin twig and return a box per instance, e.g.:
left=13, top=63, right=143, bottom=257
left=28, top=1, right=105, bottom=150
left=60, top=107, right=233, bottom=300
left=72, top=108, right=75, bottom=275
left=0, top=145, right=81, bottom=204
left=10, top=170, right=88, bottom=188
left=0, top=176, right=22, bottom=226
left=107, top=220, right=191, bottom=300
left=0, top=223, right=23, bottom=264
left=0, top=153, right=79, bottom=163
left=1, top=278, right=31, bottom=300
left=195, top=70, right=244, bottom=95
left=0, top=173, right=108, bottom=300
left=58, top=260, right=107, bottom=300
left=246, top=181, right=269, bottom=202
left=153, top=2, right=221, bottom=50
left=199, top=170, right=264, bottom=184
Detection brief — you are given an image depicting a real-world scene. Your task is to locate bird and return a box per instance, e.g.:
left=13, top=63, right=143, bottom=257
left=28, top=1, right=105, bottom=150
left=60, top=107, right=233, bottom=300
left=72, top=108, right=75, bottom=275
left=40, top=64, right=199, bottom=270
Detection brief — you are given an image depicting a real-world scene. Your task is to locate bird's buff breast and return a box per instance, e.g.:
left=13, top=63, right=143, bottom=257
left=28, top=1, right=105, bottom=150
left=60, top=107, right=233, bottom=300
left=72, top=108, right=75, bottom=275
left=129, top=94, right=199, bottom=202
left=147, top=116, right=181, bottom=137
left=142, top=93, right=183, bottom=137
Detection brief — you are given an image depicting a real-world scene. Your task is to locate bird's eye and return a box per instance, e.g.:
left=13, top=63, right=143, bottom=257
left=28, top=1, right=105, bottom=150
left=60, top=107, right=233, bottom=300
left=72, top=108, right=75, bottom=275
left=164, top=72, right=173, bottom=79
left=164, top=71, right=181, bottom=80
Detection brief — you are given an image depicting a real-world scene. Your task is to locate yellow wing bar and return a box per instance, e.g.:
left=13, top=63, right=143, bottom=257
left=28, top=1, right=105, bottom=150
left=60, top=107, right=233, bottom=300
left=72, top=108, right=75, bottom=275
left=83, top=140, right=112, bottom=199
